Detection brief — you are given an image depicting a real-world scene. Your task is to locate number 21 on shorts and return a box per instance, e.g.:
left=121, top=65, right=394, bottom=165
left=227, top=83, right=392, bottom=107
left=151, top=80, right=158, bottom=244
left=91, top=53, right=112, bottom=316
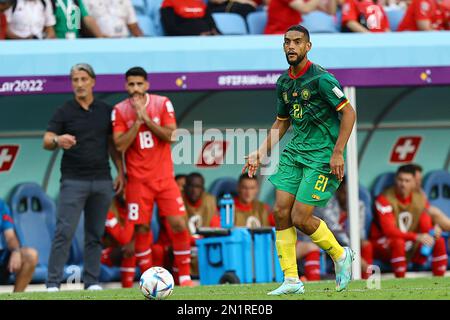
left=314, top=174, right=329, bottom=192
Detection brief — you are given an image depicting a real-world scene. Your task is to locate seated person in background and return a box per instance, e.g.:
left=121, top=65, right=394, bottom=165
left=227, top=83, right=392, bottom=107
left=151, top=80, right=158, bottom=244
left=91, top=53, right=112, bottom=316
left=5, top=0, right=56, bottom=39
left=369, top=165, right=448, bottom=278
left=411, top=163, right=450, bottom=246
left=0, top=0, right=14, bottom=40
left=314, top=177, right=373, bottom=279
left=175, top=174, right=187, bottom=193
left=0, top=200, right=38, bottom=292
left=234, top=173, right=274, bottom=228
left=183, top=172, right=221, bottom=232
left=207, top=0, right=264, bottom=19
left=397, top=0, right=449, bottom=30
left=265, top=0, right=337, bottom=34
left=83, top=0, right=143, bottom=37
left=183, top=172, right=220, bottom=278
left=160, top=0, right=220, bottom=36
left=51, top=0, right=104, bottom=39
left=341, top=0, right=391, bottom=32
left=101, top=193, right=136, bottom=288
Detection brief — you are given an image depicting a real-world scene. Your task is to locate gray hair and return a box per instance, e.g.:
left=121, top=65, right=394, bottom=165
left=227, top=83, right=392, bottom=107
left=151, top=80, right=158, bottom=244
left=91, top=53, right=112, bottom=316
left=70, top=63, right=96, bottom=79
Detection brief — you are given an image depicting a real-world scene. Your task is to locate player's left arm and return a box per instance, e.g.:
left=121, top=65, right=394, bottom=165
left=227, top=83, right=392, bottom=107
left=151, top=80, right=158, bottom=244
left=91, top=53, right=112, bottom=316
left=331, top=101, right=356, bottom=180
left=318, top=74, right=356, bottom=181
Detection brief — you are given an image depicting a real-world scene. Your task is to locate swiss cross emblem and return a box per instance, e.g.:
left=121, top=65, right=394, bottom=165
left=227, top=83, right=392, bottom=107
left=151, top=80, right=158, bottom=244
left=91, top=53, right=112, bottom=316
left=390, top=137, right=422, bottom=163
left=196, top=141, right=228, bottom=167
left=0, top=145, right=20, bottom=173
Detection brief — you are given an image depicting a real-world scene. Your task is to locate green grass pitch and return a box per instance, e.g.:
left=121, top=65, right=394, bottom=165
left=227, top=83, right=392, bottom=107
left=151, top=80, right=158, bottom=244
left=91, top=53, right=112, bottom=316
left=0, top=278, right=449, bottom=300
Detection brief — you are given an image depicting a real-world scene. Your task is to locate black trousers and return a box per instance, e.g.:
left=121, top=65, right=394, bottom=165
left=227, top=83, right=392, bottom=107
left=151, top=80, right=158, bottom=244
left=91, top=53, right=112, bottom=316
left=47, top=179, right=113, bottom=288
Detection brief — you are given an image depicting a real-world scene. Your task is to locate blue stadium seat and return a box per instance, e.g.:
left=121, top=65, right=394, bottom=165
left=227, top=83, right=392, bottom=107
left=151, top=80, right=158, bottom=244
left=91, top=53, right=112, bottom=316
left=423, top=170, right=450, bottom=217
left=9, top=183, right=56, bottom=283
left=146, top=0, right=165, bottom=36
left=335, top=9, right=342, bottom=32
left=246, top=11, right=267, bottom=34
left=132, top=0, right=148, bottom=15
left=212, top=13, right=248, bottom=35
left=385, top=8, right=406, bottom=32
left=137, top=15, right=157, bottom=36
left=372, top=172, right=395, bottom=197
left=301, top=11, right=338, bottom=33
left=208, top=177, right=238, bottom=200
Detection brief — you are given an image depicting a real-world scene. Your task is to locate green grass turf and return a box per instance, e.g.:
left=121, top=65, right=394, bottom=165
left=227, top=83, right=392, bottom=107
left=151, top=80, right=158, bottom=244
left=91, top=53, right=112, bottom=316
left=0, top=277, right=449, bottom=300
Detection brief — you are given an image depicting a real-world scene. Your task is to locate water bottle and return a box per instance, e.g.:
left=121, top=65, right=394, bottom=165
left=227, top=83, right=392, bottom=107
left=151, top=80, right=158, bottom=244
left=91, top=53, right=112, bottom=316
left=420, top=230, right=435, bottom=257
left=219, top=193, right=235, bottom=229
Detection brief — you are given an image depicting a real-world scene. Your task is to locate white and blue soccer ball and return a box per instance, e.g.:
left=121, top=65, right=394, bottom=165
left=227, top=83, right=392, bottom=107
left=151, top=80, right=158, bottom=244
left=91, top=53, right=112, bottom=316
left=139, top=267, right=174, bottom=300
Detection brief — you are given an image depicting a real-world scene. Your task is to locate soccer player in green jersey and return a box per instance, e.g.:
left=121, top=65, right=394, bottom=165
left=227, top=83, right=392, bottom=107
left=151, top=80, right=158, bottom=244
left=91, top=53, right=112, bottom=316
left=243, top=25, right=357, bottom=295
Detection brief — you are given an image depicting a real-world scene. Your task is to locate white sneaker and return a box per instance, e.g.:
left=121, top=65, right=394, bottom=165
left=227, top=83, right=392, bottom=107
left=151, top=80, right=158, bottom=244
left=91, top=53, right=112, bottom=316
left=86, top=284, right=103, bottom=291
left=47, top=287, right=60, bottom=292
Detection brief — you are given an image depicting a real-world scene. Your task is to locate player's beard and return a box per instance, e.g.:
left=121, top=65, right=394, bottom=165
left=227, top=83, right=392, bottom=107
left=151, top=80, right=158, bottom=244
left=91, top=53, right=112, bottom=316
left=286, top=52, right=306, bottom=67
left=130, top=92, right=146, bottom=98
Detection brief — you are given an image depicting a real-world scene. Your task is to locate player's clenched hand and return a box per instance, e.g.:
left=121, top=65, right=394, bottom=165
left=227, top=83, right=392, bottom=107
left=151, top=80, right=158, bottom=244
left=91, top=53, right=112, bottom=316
left=242, top=151, right=260, bottom=178
left=57, top=134, right=77, bottom=149
left=131, top=95, right=147, bottom=121
left=417, top=233, right=435, bottom=247
left=330, top=150, right=344, bottom=181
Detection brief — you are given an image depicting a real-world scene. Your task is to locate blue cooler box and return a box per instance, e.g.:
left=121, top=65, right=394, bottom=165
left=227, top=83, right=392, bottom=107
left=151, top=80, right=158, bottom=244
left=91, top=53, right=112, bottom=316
left=196, top=227, right=283, bottom=285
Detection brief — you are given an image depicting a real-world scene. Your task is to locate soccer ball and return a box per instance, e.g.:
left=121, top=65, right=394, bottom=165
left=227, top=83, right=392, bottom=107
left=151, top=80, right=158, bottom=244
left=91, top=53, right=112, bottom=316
left=139, top=267, right=174, bottom=300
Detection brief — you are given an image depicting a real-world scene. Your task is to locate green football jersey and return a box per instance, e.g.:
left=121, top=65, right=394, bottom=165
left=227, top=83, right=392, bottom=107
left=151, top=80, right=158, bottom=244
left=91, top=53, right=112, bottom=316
left=276, top=61, right=349, bottom=173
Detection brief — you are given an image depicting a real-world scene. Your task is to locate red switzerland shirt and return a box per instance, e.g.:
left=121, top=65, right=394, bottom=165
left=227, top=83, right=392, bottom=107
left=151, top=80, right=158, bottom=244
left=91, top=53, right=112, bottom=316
left=265, top=0, right=302, bottom=34
left=112, top=94, right=176, bottom=181
left=398, top=0, right=441, bottom=30
left=342, top=0, right=390, bottom=32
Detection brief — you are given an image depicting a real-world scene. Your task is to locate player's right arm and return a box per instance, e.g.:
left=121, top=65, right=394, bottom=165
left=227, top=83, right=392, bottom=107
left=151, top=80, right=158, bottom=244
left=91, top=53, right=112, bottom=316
left=43, top=107, right=76, bottom=150
left=375, top=195, right=433, bottom=246
left=112, top=107, right=143, bottom=153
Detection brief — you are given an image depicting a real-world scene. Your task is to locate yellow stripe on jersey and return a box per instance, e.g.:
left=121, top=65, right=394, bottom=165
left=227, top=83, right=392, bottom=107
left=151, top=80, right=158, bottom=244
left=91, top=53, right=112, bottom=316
left=277, top=116, right=290, bottom=121
left=336, top=99, right=349, bottom=111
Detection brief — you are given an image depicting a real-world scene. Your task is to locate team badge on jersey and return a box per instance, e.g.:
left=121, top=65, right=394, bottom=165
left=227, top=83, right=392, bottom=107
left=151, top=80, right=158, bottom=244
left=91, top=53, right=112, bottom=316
left=301, top=89, right=310, bottom=100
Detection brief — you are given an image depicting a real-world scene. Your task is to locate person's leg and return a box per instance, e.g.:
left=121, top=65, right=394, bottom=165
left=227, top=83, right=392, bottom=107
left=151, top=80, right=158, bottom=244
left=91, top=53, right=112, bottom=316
left=389, top=238, right=407, bottom=278
left=296, top=241, right=321, bottom=281
left=47, top=179, right=88, bottom=289
left=157, top=179, right=192, bottom=286
left=360, top=240, right=373, bottom=279
left=126, top=178, right=154, bottom=275
left=134, top=224, right=153, bottom=274
left=83, top=179, right=113, bottom=288
left=293, top=167, right=352, bottom=291
left=13, top=247, right=38, bottom=292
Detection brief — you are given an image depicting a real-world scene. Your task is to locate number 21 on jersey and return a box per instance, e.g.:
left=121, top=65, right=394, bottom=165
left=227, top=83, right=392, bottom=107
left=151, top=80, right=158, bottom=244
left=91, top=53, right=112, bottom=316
left=293, top=103, right=303, bottom=119
left=139, top=131, right=154, bottom=149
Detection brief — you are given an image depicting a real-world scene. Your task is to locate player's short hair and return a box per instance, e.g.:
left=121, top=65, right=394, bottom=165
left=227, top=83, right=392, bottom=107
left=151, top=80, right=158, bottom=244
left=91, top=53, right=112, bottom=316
left=125, top=67, right=148, bottom=80
left=285, top=25, right=310, bottom=42
left=70, top=63, right=96, bottom=79
left=396, top=164, right=417, bottom=177
left=238, top=173, right=257, bottom=185
left=186, top=172, right=205, bottom=186
left=409, top=163, right=423, bottom=173
left=175, top=174, right=187, bottom=181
